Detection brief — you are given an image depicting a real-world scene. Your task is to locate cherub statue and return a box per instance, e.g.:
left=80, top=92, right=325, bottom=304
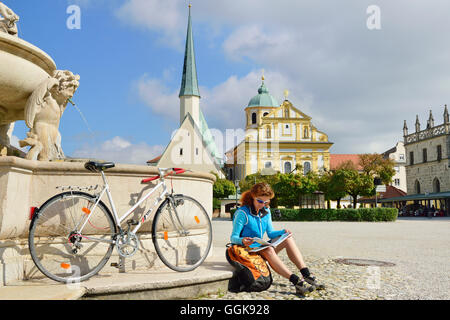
left=20, top=70, right=80, bottom=161
left=0, top=2, right=19, bottom=36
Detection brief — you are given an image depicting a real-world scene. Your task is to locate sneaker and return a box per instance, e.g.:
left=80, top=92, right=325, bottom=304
left=295, top=280, right=316, bottom=296
left=304, top=276, right=325, bottom=290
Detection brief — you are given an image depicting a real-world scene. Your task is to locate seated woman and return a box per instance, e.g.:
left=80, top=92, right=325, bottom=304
left=230, top=182, right=325, bottom=296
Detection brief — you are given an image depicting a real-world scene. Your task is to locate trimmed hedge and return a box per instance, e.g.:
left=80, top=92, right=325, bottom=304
left=230, top=207, right=398, bottom=222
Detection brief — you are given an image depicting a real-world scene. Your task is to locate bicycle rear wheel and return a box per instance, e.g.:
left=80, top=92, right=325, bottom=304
left=152, top=194, right=212, bottom=272
left=28, top=192, right=116, bottom=283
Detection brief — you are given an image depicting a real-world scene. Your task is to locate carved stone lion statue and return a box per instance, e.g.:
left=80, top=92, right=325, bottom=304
left=19, top=70, right=80, bottom=161
left=0, top=1, right=19, bottom=36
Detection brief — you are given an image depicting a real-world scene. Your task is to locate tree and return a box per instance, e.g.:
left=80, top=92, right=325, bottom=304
left=334, top=160, right=374, bottom=209
left=211, top=173, right=236, bottom=211
left=359, top=153, right=396, bottom=185
left=212, top=176, right=236, bottom=199
left=345, top=170, right=374, bottom=208
left=273, top=171, right=319, bottom=208
left=318, top=169, right=350, bottom=209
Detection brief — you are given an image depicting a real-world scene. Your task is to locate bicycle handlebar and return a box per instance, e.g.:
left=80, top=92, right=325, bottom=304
left=141, top=168, right=186, bottom=183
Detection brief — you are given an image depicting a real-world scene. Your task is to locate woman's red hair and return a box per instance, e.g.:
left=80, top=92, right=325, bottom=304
left=239, top=182, right=274, bottom=206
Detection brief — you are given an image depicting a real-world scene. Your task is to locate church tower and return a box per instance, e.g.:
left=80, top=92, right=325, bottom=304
left=179, top=4, right=200, bottom=128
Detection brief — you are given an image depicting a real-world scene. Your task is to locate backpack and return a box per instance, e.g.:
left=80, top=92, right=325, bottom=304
left=225, top=244, right=272, bottom=292
left=226, top=206, right=273, bottom=293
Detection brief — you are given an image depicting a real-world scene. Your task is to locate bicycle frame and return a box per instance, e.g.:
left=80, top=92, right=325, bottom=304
left=77, top=169, right=171, bottom=242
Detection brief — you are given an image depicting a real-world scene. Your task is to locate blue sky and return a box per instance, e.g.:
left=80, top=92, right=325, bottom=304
left=6, top=0, right=450, bottom=164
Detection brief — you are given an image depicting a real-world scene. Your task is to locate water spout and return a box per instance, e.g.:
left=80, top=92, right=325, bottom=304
left=71, top=101, right=94, bottom=136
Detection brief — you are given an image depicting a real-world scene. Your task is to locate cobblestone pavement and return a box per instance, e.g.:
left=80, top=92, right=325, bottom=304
left=198, top=252, right=416, bottom=300
left=198, top=218, right=450, bottom=300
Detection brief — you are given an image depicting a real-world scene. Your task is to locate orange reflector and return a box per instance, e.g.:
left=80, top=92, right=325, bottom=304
left=164, top=231, right=168, bottom=241
left=82, top=207, right=91, bottom=215
left=194, top=216, right=200, bottom=224
left=61, top=263, right=71, bottom=270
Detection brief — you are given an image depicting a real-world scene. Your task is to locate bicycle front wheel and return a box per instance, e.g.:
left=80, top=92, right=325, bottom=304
left=28, top=192, right=116, bottom=283
left=152, top=194, right=212, bottom=272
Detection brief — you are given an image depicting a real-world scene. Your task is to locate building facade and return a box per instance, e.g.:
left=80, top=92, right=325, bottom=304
left=382, top=141, right=407, bottom=193
left=403, top=107, right=450, bottom=194
left=400, top=106, right=450, bottom=215
left=226, top=79, right=333, bottom=181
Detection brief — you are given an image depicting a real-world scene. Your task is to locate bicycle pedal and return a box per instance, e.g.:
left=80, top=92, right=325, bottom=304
left=110, top=262, right=123, bottom=269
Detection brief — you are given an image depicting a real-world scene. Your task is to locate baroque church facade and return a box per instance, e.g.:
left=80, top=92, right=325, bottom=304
left=226, top=79, right=333, bottom=181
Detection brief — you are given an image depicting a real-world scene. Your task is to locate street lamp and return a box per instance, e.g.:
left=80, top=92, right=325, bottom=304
left=234, top=180, right=240, bottom=205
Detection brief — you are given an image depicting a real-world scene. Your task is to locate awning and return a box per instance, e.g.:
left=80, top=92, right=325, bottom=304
left=379, top=191, right=450, bottom=203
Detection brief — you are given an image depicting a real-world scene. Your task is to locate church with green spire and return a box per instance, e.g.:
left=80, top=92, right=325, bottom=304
left=147, top=6, right=224, bottom=177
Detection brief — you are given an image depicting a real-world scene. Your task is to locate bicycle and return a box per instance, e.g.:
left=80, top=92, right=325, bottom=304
left=28, top=161, right=213, bottom=283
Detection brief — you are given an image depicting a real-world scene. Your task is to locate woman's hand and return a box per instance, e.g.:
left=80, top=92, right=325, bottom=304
left=242, top=237, right=254, bottom=247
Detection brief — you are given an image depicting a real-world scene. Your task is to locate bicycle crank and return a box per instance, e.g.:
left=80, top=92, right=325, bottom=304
left=116, top=231, right=139, bottom=258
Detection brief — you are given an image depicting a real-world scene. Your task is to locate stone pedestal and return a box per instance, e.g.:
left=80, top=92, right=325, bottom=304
left=0, top=157, right=215, bottom=285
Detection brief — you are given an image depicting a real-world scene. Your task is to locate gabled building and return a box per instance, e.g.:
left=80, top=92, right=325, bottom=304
left=147, top=6, right=224, bottom=177
left=382, top=141, right=407, bottom=193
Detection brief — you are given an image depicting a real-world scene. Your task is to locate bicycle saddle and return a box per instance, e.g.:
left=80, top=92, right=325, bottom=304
left=84, top=161, right=115, bottom=172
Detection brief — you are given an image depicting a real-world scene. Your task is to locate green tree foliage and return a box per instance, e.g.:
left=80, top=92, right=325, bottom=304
left=345, top=170, right=375, bottom=208
left=332, top=160, right=374, bottom=209
left=211, top=173, right=236, bottom=210
left=212, top=176, right=236, bottom=199
left=273, top=171, right=319, bottom=207
left=317, top=169, right=349, bottom=208
left=359, top=153, right=396, bottom=185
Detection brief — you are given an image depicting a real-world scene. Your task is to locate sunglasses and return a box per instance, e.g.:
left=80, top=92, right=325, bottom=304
left=255, top=198, right=270, bottom=205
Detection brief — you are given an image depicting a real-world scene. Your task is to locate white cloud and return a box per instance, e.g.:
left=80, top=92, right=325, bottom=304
left=119, top=0, right=450, bottom=154
left=135, top=74, right=179, bottom=120
left=223, top=25, right=295, bottom=63
left=135, top=69, right=312, bottom=130
left=115, top=0, right=186, bottom=48
left=72, top=136, right=164, bottom=165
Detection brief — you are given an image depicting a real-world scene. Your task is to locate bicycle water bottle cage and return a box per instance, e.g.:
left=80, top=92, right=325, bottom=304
left=84, top=161, right=115, bottom=172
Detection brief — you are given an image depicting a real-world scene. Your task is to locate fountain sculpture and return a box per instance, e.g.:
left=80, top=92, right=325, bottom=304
left=0, top=1, right=79, bottom=160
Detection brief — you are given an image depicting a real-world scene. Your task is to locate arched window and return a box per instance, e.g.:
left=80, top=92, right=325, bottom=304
left=251, top=112, right=257, bottom=124
left=284, top=162, right=292, bottom=174
left=433, top=178, right=440, bottom=193
left=303, top=162, right=311, bottom=175
left=415, top=180, right=421, bottom=194
left=263, top=112, right=269, bottom=117
left=284, top=108, right=289, bottom=118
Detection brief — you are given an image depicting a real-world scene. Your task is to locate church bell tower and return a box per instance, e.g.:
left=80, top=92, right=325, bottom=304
left=179, top=4, right=200, bottom=128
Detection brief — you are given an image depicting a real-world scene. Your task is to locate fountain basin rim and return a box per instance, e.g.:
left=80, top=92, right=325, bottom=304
left=0, top=32, right=56, bottom=75
left=0, top=156, right=217, bottom=183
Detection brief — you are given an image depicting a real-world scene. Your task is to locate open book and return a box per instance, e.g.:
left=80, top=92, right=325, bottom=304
left=248, top=232, right=292, bottom=253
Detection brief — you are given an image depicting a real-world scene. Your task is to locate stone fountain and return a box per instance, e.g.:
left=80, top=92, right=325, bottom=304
left=0, top=1, right=80, bottom=161
left=0, top=3, right=214, bottom=286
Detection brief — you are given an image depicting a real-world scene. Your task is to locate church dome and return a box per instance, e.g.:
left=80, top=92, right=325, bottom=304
left=247, top=80, right=279, bottom=108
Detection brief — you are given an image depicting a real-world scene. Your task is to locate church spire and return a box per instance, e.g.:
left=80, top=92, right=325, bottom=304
left=179, top=4, right=200, bottom=98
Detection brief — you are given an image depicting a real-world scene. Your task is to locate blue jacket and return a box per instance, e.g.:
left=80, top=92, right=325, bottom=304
left=230, top=205, right=285, bottom=248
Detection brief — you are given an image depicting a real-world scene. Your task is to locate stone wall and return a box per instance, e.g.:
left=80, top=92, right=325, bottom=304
left=405, top=135, right=450, bottom=194
left=0, top=156, right=215, bottom=285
